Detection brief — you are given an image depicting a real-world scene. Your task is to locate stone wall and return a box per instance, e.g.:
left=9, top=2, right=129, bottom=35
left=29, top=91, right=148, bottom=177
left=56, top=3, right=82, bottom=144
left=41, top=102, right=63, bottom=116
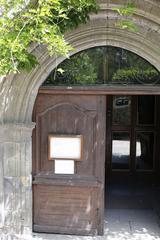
left=0, top=0, right=160, bottom=239
left=0, top=124, right=34, bottom=240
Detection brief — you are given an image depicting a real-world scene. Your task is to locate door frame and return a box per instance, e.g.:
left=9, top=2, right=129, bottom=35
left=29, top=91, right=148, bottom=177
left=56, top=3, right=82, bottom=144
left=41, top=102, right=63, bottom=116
left=39, top=85, right=160, bottom=96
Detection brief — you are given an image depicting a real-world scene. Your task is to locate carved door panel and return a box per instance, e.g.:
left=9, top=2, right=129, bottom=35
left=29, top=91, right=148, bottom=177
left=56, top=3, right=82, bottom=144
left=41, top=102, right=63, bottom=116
left=32, top=92, right=106, bottom=235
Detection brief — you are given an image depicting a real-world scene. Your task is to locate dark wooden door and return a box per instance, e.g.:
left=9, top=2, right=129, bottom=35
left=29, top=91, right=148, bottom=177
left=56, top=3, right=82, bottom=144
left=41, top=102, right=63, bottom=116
left=32, top=91, right=106, bottom=235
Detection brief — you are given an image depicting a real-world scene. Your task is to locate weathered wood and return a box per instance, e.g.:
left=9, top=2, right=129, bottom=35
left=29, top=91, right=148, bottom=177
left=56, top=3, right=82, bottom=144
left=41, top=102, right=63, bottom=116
left=33, top=185, right=98, bottom=234
left=39, top=86, right=160, bottom=95
left=33, top=225, right=97, bottom=236
left=32, top=92, right=106, bottom=235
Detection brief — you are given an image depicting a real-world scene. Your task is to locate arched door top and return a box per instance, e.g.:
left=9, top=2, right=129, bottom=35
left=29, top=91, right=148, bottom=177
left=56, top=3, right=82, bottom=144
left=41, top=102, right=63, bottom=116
left=1, top=0, right=160, bottom=124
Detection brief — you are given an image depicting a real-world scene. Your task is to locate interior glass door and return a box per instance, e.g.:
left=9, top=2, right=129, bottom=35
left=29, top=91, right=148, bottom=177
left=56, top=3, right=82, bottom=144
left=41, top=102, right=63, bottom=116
left=110, top=95, right=156, bottom=172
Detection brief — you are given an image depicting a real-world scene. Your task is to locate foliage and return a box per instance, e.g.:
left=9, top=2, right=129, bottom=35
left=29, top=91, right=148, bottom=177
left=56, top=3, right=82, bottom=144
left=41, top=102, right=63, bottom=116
left=113, top=2, right=138, bottom=32
left=116, top=20, right=138, bottom=31
left=0, top=0, right=99, bottom=76
left=112, top=68, right=160, bottom=84
left=45, top=51, right=98, bottom=85
left=113, top=2, right=135, bottom=16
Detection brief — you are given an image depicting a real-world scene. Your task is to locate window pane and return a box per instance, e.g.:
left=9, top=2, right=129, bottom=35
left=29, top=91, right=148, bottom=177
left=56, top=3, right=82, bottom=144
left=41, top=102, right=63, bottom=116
left=112, top=96, right=131, bottom=125
left=136, top=132, right=154, bottom=170
left=112, top=132, right=130, bottom=170
left=43, top=46, right=160, bottom=86
left=138, top=96, right=155, bottom=125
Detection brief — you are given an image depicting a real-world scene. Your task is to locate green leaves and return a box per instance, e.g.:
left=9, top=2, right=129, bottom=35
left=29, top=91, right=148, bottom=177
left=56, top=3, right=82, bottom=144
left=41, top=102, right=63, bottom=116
left=113, top=3, right=135, bottom=16
left=116, top=20, right=138, bottom=32
left=0, top=0, right=138, bottom=77
left=57, top=68, right=65, bottom=74
left=0, top=0, right=98, bottom=76
left=113, top=2, right=138, bottom=32
left=112, top=68, right=159, bottom=84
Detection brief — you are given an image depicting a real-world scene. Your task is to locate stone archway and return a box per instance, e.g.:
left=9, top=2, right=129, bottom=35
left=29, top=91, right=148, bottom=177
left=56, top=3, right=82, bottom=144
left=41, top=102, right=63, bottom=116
left=0, top=0, right=160, bottom=238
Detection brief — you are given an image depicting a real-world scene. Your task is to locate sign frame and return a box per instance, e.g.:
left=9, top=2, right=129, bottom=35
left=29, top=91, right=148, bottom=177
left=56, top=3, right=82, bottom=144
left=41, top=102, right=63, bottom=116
left=48, top=134, right=83, bottom=161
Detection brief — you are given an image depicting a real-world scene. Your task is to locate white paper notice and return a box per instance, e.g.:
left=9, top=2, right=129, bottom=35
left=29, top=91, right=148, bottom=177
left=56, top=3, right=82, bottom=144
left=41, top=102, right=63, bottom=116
left=55, top=160, right=74, bottom=174
left=50, top=136, right=82, bottom=159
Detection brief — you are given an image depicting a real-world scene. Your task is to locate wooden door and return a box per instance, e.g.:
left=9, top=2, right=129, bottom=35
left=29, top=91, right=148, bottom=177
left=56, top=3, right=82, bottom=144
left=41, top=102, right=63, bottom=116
left=32, top=91, right=106, bottom=235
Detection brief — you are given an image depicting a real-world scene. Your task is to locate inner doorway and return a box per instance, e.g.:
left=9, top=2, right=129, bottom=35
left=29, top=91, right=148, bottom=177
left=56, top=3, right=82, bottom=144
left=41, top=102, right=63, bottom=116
left=106, top=95, right=158, bottom=173
left=105, top=95, right=160, bottom=237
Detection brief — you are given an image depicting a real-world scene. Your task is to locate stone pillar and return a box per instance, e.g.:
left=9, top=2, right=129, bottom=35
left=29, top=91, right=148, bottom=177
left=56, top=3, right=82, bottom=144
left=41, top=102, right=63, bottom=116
left=0, top=123, right=35, bottom=240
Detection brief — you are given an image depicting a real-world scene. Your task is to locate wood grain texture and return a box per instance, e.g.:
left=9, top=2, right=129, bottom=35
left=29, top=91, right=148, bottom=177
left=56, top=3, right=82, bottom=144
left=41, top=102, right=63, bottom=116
left=33, top=185, right=98, bottom=235
left=32, top=91, right=106, bottom=235
left=39, top=86, right=160, bottom=95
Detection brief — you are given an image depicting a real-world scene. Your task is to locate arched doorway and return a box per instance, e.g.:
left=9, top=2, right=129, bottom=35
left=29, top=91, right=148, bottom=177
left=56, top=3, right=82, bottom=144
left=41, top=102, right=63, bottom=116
left=1, top=2, right=160, bottom=238
left=32, top=46, right=160, bottom=236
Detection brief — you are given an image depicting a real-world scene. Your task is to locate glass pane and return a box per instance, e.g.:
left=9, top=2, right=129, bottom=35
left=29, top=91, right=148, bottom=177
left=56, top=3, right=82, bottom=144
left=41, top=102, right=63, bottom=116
left=43, top=46, right=160, bottom=86
left=112, top=132, right=130, bottom=170
left=138, top=96, right=155, bottom=125
left=112, top=96, right=131, bottom=125
left=136, top=132, right=154, bottom=170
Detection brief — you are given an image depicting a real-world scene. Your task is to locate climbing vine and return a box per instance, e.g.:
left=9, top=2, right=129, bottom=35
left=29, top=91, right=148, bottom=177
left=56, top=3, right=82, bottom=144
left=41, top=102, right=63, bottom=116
left=0, top=0, right=99, bottom=76
left=0, top=0, right=137, bottom=77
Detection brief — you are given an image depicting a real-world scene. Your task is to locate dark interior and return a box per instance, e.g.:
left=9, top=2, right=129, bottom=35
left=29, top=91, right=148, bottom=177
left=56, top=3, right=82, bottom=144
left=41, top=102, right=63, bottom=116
left=105, top=95, right=160, bottom=213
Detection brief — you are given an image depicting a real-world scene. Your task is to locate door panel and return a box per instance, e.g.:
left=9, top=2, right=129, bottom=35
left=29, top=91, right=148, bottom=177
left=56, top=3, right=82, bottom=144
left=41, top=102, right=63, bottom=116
left=137, top=96, right=155, bottom=125
left=33, top=185, right=99, bottom=235
left=32, top=93, right=106, bottom=235
left=136, top=131, right=155, bottom=170
left=112, top=96, right=131, bottom=126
